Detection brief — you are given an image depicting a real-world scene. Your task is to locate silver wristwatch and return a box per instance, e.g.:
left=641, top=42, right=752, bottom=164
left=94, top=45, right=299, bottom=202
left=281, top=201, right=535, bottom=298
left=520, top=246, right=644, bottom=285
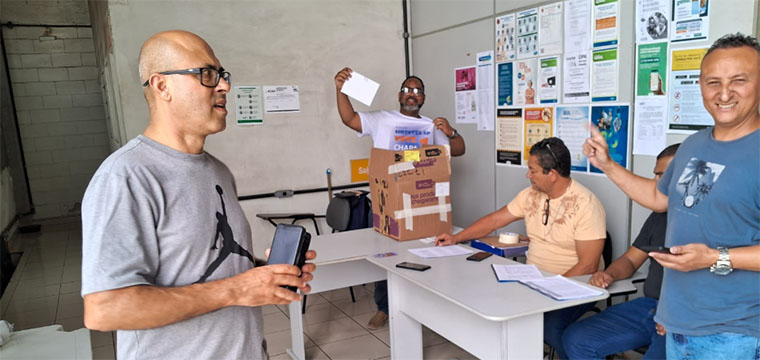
left=710, top=247, right=732, bottom=275
left=448, top=128, right=459, bottom=139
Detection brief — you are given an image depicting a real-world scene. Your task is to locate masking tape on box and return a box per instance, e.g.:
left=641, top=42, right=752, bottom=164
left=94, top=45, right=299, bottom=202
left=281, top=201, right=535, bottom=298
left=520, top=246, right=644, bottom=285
left=388, top=161, right=415, bottom=174
left=395, top=193, right=451, bottom=230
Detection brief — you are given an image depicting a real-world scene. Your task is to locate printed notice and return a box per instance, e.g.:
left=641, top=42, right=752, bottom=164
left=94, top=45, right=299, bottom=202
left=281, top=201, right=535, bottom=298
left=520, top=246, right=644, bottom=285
left=234, top=86, right=263, bottom=125
left=637, top=42, right=668, bottom=96
left=517, top=8, right=539, bottom=59
left=671, top=0, right=709, bottom=42
left=636, top=0, right=670, bottom=43
left=593, top=0, right=619, bottom=48
left=515, top=58, right=537, bottom=106
left=523, top=107, right=554, bottom=160
left=455, top=66, right=478, bottom=124
left=538, top=2, right=563, bottom=56
left=498, top=62, right=514, bottom=106
left=477, top=51, right=495, bottom=131
left=538, top=56, right=560, bottom=104
left=496, top=108, right=523, bottom=166
left=556, top=106, right=590, bottom=172
left=590, top=104, right=630, bottom=173
left=563, top=51, right=591, bottom=103
left=633, top=97, right=667, bottom=156
left=496, top=14, right=517, bottom=62
left=668, top=47, right=712, bottom=132
left=263, top=85, right=300, bottom=113
left=565, top=0, right=592, bottom=51
left=591, top=47, right=618, bottom=102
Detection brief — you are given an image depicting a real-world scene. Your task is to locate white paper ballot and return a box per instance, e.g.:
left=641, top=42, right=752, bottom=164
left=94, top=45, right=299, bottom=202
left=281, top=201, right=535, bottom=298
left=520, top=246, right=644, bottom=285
left=492, top=264, right=543, bottom=282
left=521, top=275, right=604, bottom=301
left=341, top=71, right=380, bottom=106
left=408, top=245, right=474, bottom=258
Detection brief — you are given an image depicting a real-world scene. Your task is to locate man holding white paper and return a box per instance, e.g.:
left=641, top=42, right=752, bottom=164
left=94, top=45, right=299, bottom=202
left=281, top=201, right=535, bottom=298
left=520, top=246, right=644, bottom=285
left=334, top=67, right=466, bottom=330
left=334, top=67, right=466, bottom=156
left=435, top=137, right=606, bottom=359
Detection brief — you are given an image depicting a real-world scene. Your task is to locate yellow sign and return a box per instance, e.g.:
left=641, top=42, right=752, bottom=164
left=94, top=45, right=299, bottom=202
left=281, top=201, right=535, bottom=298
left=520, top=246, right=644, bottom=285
left=350, top=158, right=369, bottom=182
left=403, top=150, right=421, bottom=162
left=671, top=48, right=707, bottom=71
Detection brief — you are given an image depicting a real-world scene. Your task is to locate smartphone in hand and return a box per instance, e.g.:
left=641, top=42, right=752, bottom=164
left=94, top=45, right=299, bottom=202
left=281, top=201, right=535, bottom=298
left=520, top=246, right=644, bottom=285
left=268, top=224, right=311, bottom=291
left=638, top=245, right=671, bottom=254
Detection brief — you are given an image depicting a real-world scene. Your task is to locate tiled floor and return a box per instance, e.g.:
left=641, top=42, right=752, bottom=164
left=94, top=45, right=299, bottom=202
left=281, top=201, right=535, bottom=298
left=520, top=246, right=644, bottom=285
left=0, top=217, right=477, bottom=359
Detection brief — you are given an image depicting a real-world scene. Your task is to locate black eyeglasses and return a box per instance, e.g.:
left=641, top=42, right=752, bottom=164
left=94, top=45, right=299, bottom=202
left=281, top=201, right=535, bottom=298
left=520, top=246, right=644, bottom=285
left=142, top=67, right=231, bottom=88
left=400, top=86, right=424, bottom=95
left=542, top=199, right=550, bottom=226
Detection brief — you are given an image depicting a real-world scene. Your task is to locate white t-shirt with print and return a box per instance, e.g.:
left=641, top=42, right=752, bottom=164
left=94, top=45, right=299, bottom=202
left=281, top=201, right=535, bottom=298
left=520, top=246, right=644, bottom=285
left=358, top=110, right=450, bottom=151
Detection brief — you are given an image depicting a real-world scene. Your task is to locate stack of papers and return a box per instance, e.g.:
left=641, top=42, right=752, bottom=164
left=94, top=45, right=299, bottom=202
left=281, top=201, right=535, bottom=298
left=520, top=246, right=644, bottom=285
left=520, top=275, right=604, bottom=301
left=408, top=245, right=474, bottom=258
left=491, top=264, right=542, bottom=282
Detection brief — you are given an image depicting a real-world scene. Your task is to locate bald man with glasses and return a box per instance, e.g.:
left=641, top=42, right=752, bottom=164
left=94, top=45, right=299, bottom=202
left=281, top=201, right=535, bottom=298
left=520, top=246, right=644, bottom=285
left=436, top=137, right=606, bottom=359
left=81, top=30, right=316, bottom=359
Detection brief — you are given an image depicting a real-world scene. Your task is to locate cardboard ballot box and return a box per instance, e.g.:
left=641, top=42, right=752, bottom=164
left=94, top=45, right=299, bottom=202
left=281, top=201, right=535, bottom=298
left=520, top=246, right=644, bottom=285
left=369, top=145, right=452, bottom=241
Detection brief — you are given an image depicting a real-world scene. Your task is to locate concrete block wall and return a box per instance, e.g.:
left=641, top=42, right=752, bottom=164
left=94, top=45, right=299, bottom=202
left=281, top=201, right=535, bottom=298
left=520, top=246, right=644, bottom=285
left=3, top=26, right=108, bottom=219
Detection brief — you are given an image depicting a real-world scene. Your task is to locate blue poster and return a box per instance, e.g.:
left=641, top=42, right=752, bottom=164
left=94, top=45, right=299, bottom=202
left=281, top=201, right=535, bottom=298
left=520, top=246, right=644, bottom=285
left=555, top=106, right=590, bottom=172
left=497, top=62, right=513, bottom=106
left=590, top=105, right=629, bottom=173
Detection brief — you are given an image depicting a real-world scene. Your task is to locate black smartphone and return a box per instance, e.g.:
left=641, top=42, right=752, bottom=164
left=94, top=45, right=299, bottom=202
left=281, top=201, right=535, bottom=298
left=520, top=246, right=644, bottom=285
left=466, top=251, right=493, bottom=262
left=268, top=224, right=311, bottom=291
left=639, top=245, right=671, bottom=254
left=395, top=262, right=431, bottom=271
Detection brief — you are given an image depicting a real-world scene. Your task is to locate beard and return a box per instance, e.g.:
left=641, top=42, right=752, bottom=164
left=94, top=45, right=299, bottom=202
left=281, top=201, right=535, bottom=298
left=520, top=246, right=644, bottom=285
left=402, top=104, right=420, bottom=112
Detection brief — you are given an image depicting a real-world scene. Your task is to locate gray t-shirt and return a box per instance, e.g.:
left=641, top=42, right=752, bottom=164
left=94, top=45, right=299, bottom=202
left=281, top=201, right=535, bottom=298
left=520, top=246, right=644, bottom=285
left=81, top=135, right=266, bottom=360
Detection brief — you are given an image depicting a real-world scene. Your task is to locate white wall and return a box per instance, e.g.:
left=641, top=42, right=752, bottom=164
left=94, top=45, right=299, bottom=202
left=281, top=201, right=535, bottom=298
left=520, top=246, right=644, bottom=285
left=94, top=0, right=406, bottom=256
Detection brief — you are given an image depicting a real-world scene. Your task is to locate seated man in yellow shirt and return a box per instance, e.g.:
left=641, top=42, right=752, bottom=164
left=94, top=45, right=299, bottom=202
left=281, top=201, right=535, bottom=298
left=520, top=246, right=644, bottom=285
left=436, top=137, right=606, bottom=359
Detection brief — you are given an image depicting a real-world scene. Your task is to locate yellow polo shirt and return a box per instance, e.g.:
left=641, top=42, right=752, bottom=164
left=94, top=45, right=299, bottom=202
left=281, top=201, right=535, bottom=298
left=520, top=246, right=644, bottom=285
left=507, top=180, right=606, bottom=275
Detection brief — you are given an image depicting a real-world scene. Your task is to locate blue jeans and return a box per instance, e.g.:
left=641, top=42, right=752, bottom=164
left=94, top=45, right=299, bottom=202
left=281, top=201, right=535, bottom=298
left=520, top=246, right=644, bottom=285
left=374, top=280, right=388, bottom=314
left=544, top=302, right=596, bottom=359
left=563, top=297, right=665, bottom=360
left=667, top=332, right=760, bottom=360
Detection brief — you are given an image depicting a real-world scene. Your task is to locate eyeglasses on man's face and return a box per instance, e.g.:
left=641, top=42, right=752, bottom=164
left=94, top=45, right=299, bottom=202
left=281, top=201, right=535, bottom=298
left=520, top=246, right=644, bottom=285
left=142, top=67, right=231, bottom=88
left=400, top=86, right=424, bottom=95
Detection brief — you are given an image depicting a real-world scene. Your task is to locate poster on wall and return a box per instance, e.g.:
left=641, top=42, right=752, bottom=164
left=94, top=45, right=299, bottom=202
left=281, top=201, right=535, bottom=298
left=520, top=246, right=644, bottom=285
left=496, top=108, right=523, bottom=166
left=496, top=14, right=517, bottom=62
left=636, top=0, right=670, bottom=43
left=671, top=0, right=709, bottom=42
left=234, top=85, right=263, bottom=125
left=476, top=51, right=495, bottom=131
left=565, top=0, right=592, bottom=51
left=517, top=8, right=539, bottom=59
left=538, top=56, right=560, bottom=104
left=263, top=85, right=300, bottom=113
left=633, top=97, right=668, bottom=156
left=523, top=107, right=554, bottom=160
left=455, top=66, right=478, bottom=124
left=668, top=47, right=712, bottom=132
left=515, top=58, right=537, bottom=106
left=563, top=51, right=591, bottom=103
left=539, top=2, right=563, bottom=56
left=498, top=62, right=514, bottom=106
left=636, top=42, right=668, bottom=96
left=591, top=47, right=618, bottom=101
left=555, top=106, right=590, bottom=172
left=590, top=104, right=630, bottom=173
left=593, top=0, right=619, bottom=48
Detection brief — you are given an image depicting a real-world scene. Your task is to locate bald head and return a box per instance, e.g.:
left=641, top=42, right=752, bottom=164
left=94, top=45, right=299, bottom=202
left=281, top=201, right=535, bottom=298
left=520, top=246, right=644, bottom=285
left=138, top=30, right=217, bottom=89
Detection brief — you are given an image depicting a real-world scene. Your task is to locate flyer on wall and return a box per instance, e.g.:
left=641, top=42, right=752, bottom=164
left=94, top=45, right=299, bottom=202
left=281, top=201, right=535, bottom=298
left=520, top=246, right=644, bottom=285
left=263, top=85, right=300, bottom=113
left=538, top=2, right=563, bottom=56
left=636, top=42, right=668, bottom=96
left=668, top=47, right=712, bottom=132
left=555, top=105, right=590, bottom=172
left=591, top=47, right=618, bottom=101
left=516, top=8, right=539, bottom=59
left=496, top=14, right=517, bottom=62
left=538, top=56, right=560, bottom=104
left=636, top=0, right=670, bottom=43
left=563, top=51, right=591, bottom=103
left=565, top=0, right=592, bottom=51
left=523, top=107, right=554, bottom=160
left=671, top=0, right=709, bottom=42
left=455, top=66, right=478, bottom=124
left=476, top=51, right=495, bottom=131
left=515, top=58, right=537, bottom=106
left=593, top=0, right=619, bottom=48
left=496, top=108, right=523, bottom=166
left=590, top=104, right=630, bottom=173
left=498, top=62, right=514, bottom=106
left=633, top=97, right=667, bottom=156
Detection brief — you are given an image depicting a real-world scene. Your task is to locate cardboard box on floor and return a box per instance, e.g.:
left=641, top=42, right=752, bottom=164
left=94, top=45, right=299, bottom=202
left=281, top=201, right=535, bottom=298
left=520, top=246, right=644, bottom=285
left=369, top=145, right=452, bottom=241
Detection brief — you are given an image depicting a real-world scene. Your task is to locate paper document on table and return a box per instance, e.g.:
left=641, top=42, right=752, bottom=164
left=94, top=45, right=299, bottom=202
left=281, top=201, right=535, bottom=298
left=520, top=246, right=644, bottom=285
left=340, top=71, right=380, bottom=106
left=408, top=245, right=474, bottom=258
left=491, top=264, right=542, bottom=282
left=520, top=275, right=603, bottom=301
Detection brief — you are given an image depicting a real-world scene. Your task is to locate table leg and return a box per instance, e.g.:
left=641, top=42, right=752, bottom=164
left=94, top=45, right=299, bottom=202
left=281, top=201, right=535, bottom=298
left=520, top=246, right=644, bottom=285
left=286, top=300, right=306, bottom=360
left=388, top=272, right=423, bottom=360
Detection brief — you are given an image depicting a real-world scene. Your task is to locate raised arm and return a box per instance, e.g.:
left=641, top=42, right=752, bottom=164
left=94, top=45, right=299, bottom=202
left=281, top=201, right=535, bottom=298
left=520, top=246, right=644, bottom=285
left=583, top=126, right=668, bottom=212
left=334, top=67, right=362, bottom=132
left=435, top=205, right=520, bottom=246
left=433, top=117, right=466, bottom=157
left=84, top=256, right=315, bottom=331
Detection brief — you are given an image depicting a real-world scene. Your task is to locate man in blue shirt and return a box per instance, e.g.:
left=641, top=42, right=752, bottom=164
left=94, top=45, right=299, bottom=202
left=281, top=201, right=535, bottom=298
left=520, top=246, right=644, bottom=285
left=583, top=33, right=759, bottom=359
